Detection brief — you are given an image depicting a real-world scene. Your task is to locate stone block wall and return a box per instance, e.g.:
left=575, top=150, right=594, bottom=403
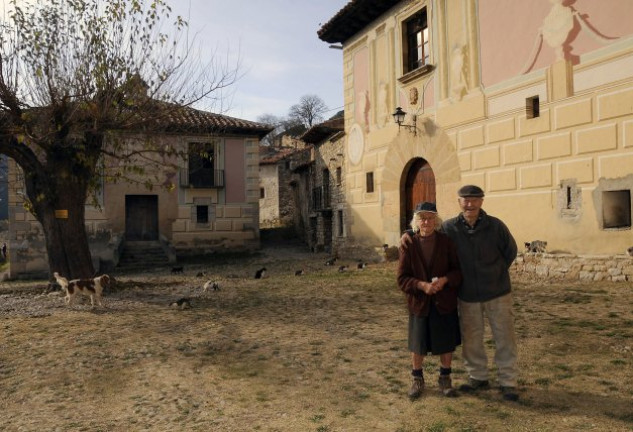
left=512, top=253, right=633, bottom=282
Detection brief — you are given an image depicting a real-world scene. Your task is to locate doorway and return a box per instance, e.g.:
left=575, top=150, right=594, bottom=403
left=125, top=195, right=159, bottom=241
left=402, top=158, right=436, bottom=232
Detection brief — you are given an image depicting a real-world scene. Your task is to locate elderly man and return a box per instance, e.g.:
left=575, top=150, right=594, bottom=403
left=442, top=185, right=519, bottom=401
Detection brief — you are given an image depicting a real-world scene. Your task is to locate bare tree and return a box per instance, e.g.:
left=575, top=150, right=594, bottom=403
left=0, top=0, right=240, bottom=278
left=256, top=114, right=283, bottom=146
left=288, top=94, right=328, bottom=128
left=257, top=113, right=305, bottom=146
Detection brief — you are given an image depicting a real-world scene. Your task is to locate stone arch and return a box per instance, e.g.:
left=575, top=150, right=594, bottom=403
left=381, top=119, right=461, bottom=245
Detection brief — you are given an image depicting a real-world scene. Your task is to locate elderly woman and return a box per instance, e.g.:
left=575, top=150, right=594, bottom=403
left=397, top=202, right=462, bottom=399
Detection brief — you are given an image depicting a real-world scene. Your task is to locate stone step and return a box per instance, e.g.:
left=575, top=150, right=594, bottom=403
left=117, top=241, right=171, bottom=270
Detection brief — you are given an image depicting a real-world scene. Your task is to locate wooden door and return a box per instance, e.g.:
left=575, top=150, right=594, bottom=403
left=125, top=195, right=159, bottom=241
left=403, top=159, right=436, bottom=231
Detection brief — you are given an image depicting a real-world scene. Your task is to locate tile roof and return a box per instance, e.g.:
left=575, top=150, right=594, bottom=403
left=160, top=103, right=273, bottom=138
left=318, top=0, right=401, bottom=44
left=259, top=146, right=307, bottom=165
left=300, top=116, right=344, bottom=144
left=0, top=98, right=274, bottom=140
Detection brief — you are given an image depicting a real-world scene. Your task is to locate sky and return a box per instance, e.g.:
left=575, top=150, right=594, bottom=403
left=170, top=0, right=350, bottom=122
left=0, top=0, right=350, bottom=123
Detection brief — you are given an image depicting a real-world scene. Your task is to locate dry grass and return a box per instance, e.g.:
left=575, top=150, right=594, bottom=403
left=1, top=243, right=632, bottom=432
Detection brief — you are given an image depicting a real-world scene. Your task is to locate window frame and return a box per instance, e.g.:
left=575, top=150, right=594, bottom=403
left=196, top=204, right=209, bottom=224
left=402, top=8, right=430, bottom=76
left=526, top=95, right=540, bottom=119
left=366, top=172, right=374, bottom=193
left=398, top=6, right=434, bottom=84
left=337, top=210, right=344, bottom=237
left=183, top=141, right=224, bottom=189
left=191, top=197, right=213, bottom=227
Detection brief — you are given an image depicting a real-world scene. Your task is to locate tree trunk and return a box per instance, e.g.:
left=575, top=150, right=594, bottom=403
left=37, top=197, right=95, bottom=280
left=26, top=155, right=96, bottom=280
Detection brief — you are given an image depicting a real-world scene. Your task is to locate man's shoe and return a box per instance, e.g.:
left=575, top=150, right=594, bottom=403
left=438, top=375, right=458, bottom=397
left=501, top=386, right=519, bottom=401
left=408, top=376, right=424, bottom=399
left=458, top=378, right=489, bottom=393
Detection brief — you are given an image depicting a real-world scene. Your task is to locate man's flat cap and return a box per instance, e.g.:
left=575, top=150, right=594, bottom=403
left=458, top=185, right=485, bottom=198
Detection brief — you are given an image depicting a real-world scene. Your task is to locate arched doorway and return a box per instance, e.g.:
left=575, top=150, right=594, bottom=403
left=402, top=158, right=436, bottom=232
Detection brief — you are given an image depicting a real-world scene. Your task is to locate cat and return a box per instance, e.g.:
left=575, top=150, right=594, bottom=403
left=203, top=280, right=220, bottom=292
left=255, top=267, right=267, bottom=279
left=524, top=240, right=547, bottom=253
left=169, top=297, right=191, bottom=310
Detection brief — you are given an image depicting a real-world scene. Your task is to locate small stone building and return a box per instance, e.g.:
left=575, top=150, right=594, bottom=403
left=7, top=107, right=271, bottom=279
left=259, top=142, right=306, bottom=229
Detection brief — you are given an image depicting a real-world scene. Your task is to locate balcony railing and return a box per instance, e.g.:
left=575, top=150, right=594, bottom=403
left=311, top=186, right=331, bottom=211
left=180, top=169, right=225, bottom=188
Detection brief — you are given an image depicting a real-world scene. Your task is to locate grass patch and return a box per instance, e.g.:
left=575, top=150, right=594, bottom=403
left=1, top=246, right=633, bottom=431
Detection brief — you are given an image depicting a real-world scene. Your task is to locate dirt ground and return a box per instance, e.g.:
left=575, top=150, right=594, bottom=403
left=1, top=241, right=632, bottom=432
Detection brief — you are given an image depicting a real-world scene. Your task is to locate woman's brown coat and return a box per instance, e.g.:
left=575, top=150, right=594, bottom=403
left=397, top=231, right=462, bottom=316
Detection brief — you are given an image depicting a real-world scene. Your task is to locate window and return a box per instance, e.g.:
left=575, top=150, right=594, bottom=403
left=260, top=188, right=265, bottom=199
left=192, top=198, right=213, bottom=225
left=602, top=190, right=631, bottom=229
left=337, top=210, right=344, bottom=237
left=404, top=9, right=429, bottom=74
left=196, top=205, right=209, bottom=224
left=323, top=168, right=330, bottom=207
left=366, top=172, right=374, bottom=193
left=336, top=167, right=342, bottom=185
left=558, top=180, right=581, bottom=220
left=526, top=96, right=540, bottom=119
left=183, top=142, right=225, bottom=188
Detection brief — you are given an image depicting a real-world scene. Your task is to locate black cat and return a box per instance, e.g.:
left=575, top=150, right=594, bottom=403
left=255, top=267, right=267, bottom=279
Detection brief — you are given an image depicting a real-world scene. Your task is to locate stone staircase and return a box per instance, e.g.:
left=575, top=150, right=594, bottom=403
left=117, top=241, right=171, bottom=272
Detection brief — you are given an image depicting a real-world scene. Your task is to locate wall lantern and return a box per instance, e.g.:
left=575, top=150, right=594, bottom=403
left=392, top=107, right=417, bottom=136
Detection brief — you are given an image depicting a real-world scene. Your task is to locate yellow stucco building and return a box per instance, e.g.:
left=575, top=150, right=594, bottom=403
left=319, top=0, right=633, bottom=256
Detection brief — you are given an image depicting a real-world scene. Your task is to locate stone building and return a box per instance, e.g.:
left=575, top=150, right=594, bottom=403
left=7, top=107, right=271, bottom=278
left=291, top=116, right=346, bottom=254
left=259, top=143, right=306, bottom=229
left=318, top=0, right=633, bottom=263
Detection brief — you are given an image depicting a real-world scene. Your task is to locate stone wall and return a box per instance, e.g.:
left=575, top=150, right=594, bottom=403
left=277, top=160, right=297, bottom=227
left=259, top=164, right=280, bottom=228
left=512, top=253, right=633, bottom=282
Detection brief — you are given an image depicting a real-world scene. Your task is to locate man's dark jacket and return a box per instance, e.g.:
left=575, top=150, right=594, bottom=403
left=442, top=209, right=517, bottom=303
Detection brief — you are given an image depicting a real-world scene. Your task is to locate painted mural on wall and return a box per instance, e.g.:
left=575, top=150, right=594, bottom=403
left=479, top=0, right=631, bottom=86
left=522, top=0, right=621, bottom=73
left=353, top=47, right=370, bottom=132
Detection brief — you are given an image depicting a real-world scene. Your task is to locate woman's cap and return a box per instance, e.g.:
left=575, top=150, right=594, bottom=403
left=414, top=202, right=437, bottom=213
